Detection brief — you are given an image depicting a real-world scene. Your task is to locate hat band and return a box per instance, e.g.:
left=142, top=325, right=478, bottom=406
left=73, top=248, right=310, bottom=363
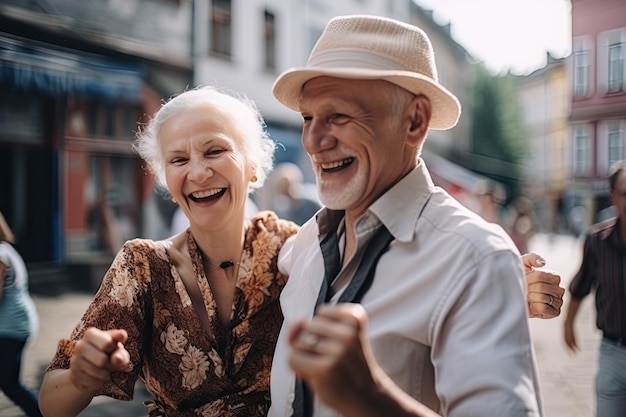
left=308, top=49, right=411, bottom=71
left=308, top=50, right=437, bottom=83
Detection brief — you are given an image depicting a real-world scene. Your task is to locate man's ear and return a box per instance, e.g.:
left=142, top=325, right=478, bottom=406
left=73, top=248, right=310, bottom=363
left=407, top=95, right=431, bottom=146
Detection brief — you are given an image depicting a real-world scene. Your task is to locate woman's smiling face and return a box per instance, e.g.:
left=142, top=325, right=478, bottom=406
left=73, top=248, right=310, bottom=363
left=159, top=104, right=253, bottom=230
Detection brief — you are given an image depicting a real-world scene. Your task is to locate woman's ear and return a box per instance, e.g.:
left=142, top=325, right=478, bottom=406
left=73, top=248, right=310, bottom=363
left=248, top=163, right=257, bottom=183
left=407, top=95, right=432, bottom=146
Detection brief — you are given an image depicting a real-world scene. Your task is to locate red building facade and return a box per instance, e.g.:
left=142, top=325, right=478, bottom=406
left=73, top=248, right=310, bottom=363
left=569, top=0, right=626, bottom=226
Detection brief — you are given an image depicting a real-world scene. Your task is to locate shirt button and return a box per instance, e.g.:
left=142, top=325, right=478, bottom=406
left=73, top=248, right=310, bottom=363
left=288, top=392, right=295, bottom=403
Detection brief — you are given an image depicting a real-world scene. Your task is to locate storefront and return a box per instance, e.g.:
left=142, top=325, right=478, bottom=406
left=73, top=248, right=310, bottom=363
left=0, top=33, right=145, bottom=286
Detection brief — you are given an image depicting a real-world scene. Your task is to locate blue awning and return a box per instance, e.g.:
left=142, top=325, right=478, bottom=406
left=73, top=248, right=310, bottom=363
left=0, top=35, right=143, bottom=101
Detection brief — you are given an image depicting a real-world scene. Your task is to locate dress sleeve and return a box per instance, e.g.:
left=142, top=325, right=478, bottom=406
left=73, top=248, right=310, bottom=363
left=46, top=239, right=153, bottom=401
left=432, top=250, right=543, bottom=417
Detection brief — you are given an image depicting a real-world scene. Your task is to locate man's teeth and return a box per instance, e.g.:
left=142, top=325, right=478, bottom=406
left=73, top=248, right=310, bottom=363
left=191, top=189, right=223, bottom=198
left=321, top=158, right=352, bottom=170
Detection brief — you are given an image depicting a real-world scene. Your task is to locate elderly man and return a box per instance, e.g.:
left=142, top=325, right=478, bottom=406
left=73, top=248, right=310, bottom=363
left=269, top=15, right=547, bottom=417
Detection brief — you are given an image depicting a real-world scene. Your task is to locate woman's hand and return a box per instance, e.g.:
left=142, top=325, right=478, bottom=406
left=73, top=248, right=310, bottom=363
left=68, top=327, right=131, bottom=393
left=522, top=252, right=565, bottom=319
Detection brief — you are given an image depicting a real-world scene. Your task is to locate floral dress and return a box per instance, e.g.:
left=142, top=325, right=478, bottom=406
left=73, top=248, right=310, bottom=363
left=47, top=211, right=298, bottom=417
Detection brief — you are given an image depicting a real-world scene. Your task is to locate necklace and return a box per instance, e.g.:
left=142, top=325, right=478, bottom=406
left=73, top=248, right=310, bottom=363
left=203, top=258, right=240, bottom=270
left=186, top=230, right=243, bottom=271
left=218, top=260, right=237, bottom=269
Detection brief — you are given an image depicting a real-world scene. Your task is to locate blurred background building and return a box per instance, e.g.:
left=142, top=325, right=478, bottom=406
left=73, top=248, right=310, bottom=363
left=567, top=0, right=626, bottom=231
left=1, top=0, right=625, bottom=290
left=516, top=53, right=570, bottom=234
left=0, top=0, right=193, bottom=289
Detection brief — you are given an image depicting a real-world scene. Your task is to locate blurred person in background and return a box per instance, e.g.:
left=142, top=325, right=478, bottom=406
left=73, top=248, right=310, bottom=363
left=474, top=179, right=505, bottom=225
left=258, top=162, right=322, bottom=226
left=39, top=86, right=298, bottom=417
left=564, top=160, right=626, bottom=417
left=505, top=196, right=539, bottom=255
left=0, top=211, right=43, bottom=417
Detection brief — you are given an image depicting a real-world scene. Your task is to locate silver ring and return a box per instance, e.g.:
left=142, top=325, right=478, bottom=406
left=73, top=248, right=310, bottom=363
left=299, top=331, right=320, bottom=349
left=548, top=295, right=554, bottom=307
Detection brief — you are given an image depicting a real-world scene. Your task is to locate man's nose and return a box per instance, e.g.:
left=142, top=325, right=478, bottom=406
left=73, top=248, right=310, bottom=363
left=303, top=119, right=336, bottom=153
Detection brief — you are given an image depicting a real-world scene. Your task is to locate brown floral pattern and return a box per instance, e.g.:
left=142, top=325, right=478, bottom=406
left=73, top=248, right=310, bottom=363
left=46, top=211, right=298, bottom=417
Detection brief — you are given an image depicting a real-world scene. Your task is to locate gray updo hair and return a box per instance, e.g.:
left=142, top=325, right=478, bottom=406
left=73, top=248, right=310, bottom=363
left=133, top=85, right=276, bottom=193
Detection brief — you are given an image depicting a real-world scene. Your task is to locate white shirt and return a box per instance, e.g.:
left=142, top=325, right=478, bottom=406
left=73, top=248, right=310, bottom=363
left=270, top=161, right=543, bottom=417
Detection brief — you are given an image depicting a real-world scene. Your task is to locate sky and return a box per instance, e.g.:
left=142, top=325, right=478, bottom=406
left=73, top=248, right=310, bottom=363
left=414, top=0, right=572, bottom=75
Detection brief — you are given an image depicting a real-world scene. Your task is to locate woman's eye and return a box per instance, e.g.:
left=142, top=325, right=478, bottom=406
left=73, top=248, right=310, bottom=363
left=207, top=148, right=225, bottom=156
left=170, top=157, right=187, bottom=165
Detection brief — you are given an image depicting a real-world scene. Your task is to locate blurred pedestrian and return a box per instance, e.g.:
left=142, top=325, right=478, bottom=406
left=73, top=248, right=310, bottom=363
left=564, top=160, right=626, bottom=417
left=505, top=196, right=538, bottom=254
left=259, top=162, right=321, bottom=225
left=474, top=179, right=505, bottom=225
left=0, top=211, right=43, bottom=417
left=39, top=86, right=298, bottom=417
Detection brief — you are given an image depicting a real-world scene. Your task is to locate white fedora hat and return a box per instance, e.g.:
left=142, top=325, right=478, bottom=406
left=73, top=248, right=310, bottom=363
left=272, top=15, right=461, bottom=130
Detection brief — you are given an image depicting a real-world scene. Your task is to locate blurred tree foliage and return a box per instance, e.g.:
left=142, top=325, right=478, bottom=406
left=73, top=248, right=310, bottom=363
left=457, top=65, right=527, bottom=205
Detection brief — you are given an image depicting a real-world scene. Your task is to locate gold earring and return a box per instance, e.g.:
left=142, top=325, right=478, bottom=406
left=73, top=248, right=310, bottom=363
left=251, top=175, right=258, bottom=183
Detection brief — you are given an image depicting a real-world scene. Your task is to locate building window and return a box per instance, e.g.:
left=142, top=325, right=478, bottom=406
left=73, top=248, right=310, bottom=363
left=598, top=120, right=625, bottom=174
left=85, top=100, right=140, bottom=139
left=604, top=120, right=624, bottom=171
left=210, top=0, right=232, bottom=58
left=264, top=10, right=276, bottom=71
left=599, top=29, right=626, bottom=95
left=65, top=153, right=140, bottom=258
left=607, top=122, right=624, bottom=168
left=573, top=37, right=590, bottom=98
left=573, top=124, right=591, bottom=176
left=0, top=90, right=43, bottom=143
left=607, top=41, right=624, bottom=93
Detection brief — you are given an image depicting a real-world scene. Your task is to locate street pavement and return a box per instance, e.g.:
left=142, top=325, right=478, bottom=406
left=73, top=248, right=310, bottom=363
left=1, top=233, right=599, bottom=417
left=528, top=233, right=601, bottom=417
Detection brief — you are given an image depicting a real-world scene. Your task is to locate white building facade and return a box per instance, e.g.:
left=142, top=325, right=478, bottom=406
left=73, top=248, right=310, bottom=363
left=193, top=0, right=477, bottom=198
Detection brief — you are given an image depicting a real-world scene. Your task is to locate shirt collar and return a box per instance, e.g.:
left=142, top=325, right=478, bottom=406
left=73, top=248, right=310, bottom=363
left=315, top=159, right=435, bottom=244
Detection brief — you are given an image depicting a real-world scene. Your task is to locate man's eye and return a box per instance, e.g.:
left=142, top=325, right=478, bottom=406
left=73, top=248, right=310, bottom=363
left=330, top=114, right=350, bottom=123
left=302, top=115, right=312, bottom=122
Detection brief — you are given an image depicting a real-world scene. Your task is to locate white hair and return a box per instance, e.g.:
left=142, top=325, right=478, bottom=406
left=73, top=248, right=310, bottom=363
left=133, top=85, right=275, bottom=194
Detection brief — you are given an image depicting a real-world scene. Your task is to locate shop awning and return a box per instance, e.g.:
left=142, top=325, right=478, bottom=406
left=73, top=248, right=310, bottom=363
left=0, top=35, right=143, bottom=101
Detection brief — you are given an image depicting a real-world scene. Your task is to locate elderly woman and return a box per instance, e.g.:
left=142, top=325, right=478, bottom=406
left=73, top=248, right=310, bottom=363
left=39, top=86, right=298, bottom=417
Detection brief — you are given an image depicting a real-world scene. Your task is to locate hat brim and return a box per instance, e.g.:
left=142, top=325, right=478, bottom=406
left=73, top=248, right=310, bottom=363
left=272, top=67, right=461, bottom=130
